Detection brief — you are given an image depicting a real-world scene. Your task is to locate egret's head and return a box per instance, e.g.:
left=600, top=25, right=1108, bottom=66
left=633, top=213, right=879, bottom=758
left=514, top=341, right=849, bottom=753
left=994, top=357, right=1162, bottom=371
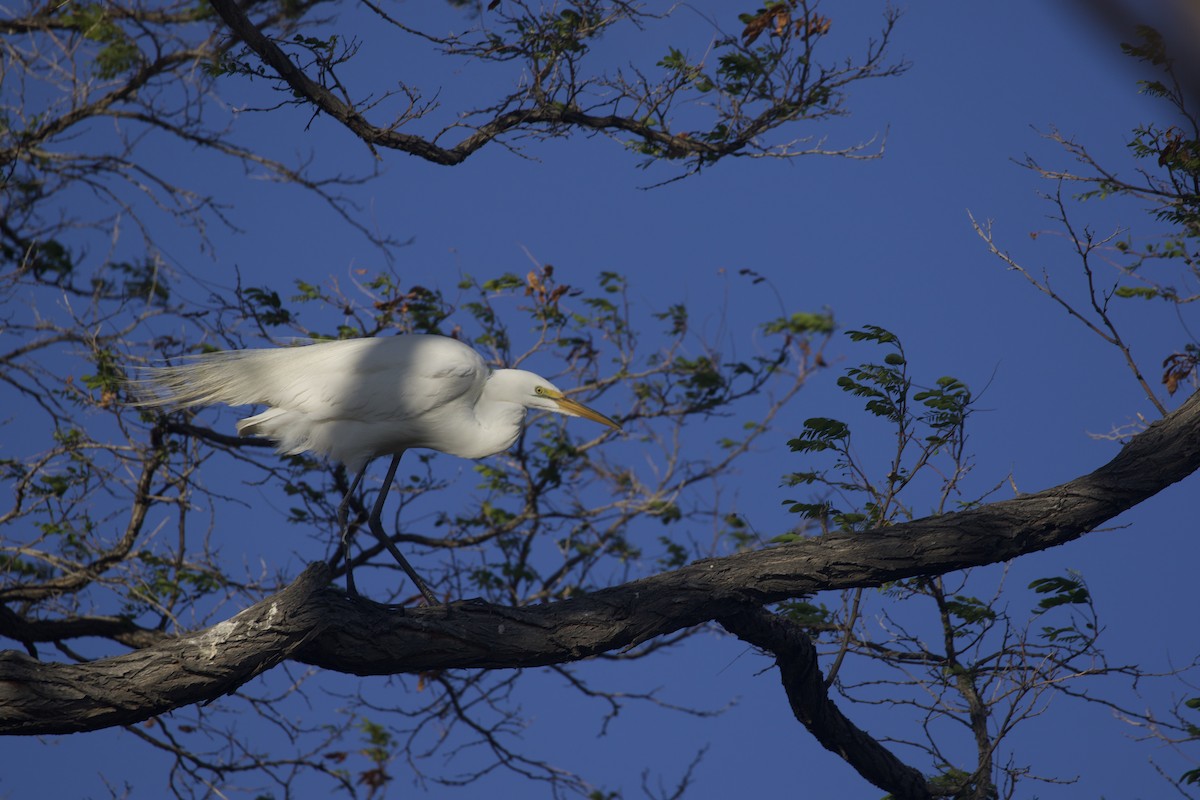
left=494, top=370, right=621, bottom=431
left=531, top=381, right=622, bottom=431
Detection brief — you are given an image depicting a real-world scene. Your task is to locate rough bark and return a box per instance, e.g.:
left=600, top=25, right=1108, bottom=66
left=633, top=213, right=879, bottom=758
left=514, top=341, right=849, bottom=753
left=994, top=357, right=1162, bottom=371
left=2, top=391, right=1199, bottom=740
left=298, top=389, right=1200, bottom=675
left=0, top=564, right=330, bottom=735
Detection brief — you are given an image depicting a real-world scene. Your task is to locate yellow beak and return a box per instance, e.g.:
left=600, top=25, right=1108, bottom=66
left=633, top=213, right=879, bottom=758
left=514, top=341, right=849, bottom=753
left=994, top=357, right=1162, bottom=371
left=552, top=395, right=622, bottom=431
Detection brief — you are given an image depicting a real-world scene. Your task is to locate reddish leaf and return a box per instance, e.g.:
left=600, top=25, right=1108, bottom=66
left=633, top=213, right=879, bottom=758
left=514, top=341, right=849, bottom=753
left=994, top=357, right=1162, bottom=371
left=802, top=14, right=831, bottom=36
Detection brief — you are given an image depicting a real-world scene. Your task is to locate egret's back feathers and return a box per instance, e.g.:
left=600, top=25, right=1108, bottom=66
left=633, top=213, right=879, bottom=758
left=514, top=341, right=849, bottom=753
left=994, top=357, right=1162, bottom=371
left=137, top=336, right=483, bottom=415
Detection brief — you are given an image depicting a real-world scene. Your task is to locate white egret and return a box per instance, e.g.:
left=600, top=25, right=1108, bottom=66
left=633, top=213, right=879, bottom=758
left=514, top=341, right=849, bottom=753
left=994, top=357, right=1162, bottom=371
left=134, top=334, right=621, bottom=602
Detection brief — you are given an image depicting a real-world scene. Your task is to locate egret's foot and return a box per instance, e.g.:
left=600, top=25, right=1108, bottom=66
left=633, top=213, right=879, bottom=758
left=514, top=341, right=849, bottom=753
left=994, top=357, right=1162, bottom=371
left=326, top=557, right=361, bottom=597
left=411, top=580, right=439, bottom=607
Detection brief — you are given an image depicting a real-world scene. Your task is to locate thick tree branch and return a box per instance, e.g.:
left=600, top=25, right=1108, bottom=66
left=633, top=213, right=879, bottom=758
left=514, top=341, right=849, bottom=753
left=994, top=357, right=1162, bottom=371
left=4, top=391, right=1200, bottom=736
left=0, top=564, right=330, bottom=734
left=297, top=389, right=1200, bottom=675
left=718, top=606, right=934, bottom=799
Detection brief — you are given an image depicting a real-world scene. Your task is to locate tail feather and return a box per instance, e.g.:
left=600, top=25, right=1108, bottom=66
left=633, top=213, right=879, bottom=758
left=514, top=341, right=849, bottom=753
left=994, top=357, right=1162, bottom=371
left=130, top=345, right=366, bottom=467
left=237, top=407, right=312, bottom=455
left=131, top=350, right=288, bottom=410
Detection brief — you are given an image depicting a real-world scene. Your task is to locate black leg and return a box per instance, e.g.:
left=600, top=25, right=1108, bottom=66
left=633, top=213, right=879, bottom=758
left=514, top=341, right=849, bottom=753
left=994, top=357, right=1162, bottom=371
left=338, top=464, right=369, bottom=595
left=367, top=452, right=439, bottom=605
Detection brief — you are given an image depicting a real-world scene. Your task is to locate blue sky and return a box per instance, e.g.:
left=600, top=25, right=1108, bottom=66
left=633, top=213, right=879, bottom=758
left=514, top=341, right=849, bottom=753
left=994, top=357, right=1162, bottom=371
left=5, top=1, right=1198, bottom=797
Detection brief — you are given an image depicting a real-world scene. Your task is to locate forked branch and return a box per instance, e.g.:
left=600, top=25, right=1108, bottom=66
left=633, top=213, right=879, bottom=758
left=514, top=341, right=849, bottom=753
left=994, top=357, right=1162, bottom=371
left=4, top=390, right=1199, bottom=735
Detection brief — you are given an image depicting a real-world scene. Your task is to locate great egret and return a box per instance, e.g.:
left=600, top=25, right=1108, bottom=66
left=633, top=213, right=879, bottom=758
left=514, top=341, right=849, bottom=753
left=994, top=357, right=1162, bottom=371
left=134, top=334, right=621, bottom=602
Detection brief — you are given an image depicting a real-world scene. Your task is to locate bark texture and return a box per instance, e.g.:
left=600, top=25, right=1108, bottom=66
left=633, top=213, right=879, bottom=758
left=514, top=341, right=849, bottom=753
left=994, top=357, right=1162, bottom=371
left=0, top=564, right=330, bottom=734
left=299, top=388, right=1200, bottom=675
left=2, top=391, right=1199, bottom=741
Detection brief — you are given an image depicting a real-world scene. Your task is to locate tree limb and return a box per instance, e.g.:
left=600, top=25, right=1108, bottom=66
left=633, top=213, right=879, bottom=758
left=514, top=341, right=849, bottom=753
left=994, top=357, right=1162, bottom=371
left=297, top=389, right=1200, bottom=675
left=0, top=604, right=168, bottom=652
left=207, top=0, right=465, bottom=164
left=3, top=391, right=1199, bottom=736
left=719, top=606, right=935, bottom=799
left=208, top=0, right=718, bottom=165
left=204, top=0, right=896, bottom=171
left=0, top=563, right=330, bottom=734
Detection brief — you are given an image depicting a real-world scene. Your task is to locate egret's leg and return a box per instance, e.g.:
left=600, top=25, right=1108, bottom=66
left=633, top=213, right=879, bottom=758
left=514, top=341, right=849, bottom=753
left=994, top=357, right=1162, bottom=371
left=367, top=452, right=439, bottom=606
left=338, top=465, right=370, bottom=595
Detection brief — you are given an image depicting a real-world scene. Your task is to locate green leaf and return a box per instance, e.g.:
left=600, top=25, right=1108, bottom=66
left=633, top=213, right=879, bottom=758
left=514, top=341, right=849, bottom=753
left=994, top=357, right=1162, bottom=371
left=846, top=324, right=899, bottom=346
left=481, top=273, right=522, bottom=292
left=787, top=417, right=849, bottom=452
left=1029, top=573, right=1090, bottom=612
left=246, top=287, right=293, bottom=325
left=778, top=599, right=831, bottom=626
left=781, top=500, right=839, bottom=519
left=762, top=311, right=835, bottom=335
left=1113, top=285, right=1160, bottom=300
left=944, top=595, right=997, bottom=625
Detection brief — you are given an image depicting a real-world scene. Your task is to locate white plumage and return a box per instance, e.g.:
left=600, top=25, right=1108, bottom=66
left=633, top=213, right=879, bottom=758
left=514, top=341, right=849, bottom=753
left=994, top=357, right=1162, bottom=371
left=135, top=334, right=621, bottom=601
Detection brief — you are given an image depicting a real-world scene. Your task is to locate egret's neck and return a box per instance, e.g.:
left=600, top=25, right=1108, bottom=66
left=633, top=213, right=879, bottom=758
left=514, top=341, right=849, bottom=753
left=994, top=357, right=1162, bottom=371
left=470, top=369, right=529, bottom=454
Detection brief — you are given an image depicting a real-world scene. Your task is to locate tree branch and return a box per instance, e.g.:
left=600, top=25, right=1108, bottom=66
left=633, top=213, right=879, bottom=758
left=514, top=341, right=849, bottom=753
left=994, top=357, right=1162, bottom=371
left=204, top=0, right=896, bottom=171
left=4, top=390, right=1200, bottom=736
left=207, top=0, right=463, bottom=164
left=209, top=0, right=711, bottom=165
left=0, top=563, right=330, bottom=734
left=298, top=389, right=1200, bottom=675
left=0, top=605, right=168, bottom=652
left=718, top=606, right=934, bottom=799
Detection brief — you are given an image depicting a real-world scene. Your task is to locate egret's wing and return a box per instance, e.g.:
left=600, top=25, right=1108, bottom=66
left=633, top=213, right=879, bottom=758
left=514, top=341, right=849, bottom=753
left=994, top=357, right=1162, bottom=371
left=136, top=335, right=487, bottom=421
left=285, top=335, right=487, bottom=423
left=135, top=335, right=491, bottom=468
left=282, top=336, right=493, bottom=465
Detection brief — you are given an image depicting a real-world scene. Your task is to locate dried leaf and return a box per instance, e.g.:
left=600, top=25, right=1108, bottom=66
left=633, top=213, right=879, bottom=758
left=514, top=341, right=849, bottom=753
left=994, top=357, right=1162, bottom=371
left=742, top=11, right=771, bottom=45
left=773, top=9, right=791, bottom=36
left=416, top=669, right=442, bottom=691
left=1161, top=351, right=1197, bottom=395
left=809, top=14, right=831, bottom=36
left=525, top=268, right=544, bottom=298
left=357, top=767, right=389, bottom=789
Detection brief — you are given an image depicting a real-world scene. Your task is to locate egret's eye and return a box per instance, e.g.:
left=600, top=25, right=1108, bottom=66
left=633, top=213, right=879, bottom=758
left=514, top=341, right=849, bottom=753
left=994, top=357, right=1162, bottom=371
left=535, top=386, right=546, bottom=396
